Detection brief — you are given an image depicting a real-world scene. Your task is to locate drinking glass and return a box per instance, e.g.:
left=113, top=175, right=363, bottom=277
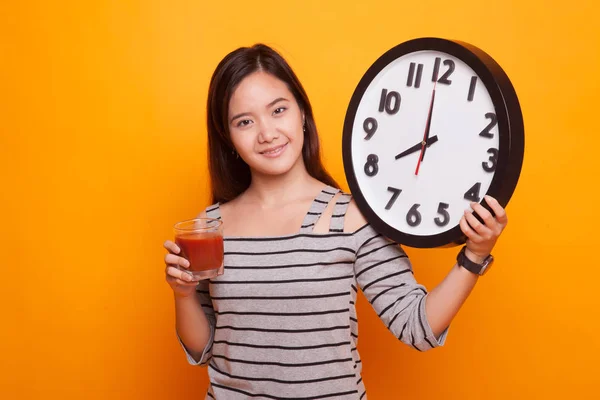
left=173, top=218, right=224, bottom=280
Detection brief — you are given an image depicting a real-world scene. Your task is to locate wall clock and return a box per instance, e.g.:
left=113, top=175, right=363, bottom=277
left=342, top=37, right=524, bottom=248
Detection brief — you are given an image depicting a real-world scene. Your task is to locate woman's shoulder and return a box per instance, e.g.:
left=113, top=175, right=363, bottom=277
left=343, top=192, right=393, bottom=239
left=343, top=193, right=401, bottom=247
left=343, top=195, right=369, bottom=233
left=195, top=201, right=222, bottom=219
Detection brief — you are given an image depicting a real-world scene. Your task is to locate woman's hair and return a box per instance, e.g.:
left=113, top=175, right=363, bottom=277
left=206, top=43, right=339, bottom=204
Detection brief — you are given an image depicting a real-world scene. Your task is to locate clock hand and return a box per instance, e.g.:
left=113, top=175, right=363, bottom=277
left=415, top=81, right=437, bottom=175
left=395, top=135, right=438, bottom=160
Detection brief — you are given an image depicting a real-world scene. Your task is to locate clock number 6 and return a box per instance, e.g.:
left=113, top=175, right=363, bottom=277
left=406, top=204, right=422, bottom=227
left=364, top=154, right=379, bottom=177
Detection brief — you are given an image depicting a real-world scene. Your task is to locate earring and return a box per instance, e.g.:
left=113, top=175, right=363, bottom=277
left=303, top=123, right=306, bottom=133
left=232, top=149, right=239, bottom=159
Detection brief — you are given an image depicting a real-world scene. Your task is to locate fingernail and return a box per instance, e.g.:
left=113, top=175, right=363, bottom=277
left=184, top=260, right=190, bottom=268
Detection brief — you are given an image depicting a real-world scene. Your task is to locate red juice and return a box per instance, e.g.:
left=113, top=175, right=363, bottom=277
left=175, top=232, right=224, bottom=272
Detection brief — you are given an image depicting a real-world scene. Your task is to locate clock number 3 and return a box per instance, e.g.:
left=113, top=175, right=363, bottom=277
left=364, top=154, right=379, bottom=177
left=482, top=148, right=499, bottom=172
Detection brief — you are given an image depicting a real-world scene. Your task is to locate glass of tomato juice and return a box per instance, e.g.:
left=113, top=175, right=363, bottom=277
left=173, top=218, right=224, bottom=280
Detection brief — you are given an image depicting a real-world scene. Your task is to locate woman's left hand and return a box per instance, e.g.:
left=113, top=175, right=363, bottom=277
left=459, top=195, right=508, bottom=263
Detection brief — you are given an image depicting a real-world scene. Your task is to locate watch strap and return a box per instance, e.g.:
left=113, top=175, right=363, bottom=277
left=457, top=246, right=492, bottom=275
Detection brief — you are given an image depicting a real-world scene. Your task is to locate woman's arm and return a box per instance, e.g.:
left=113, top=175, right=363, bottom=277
left=175, top=290, right=213, bottom=361
left=424, top=263, right=478, bottom=337
left=425, top=196, right=508, bottom=336
left=346, top=194, right=508, bottom=341
left=164, top=236, right=216, bottom=365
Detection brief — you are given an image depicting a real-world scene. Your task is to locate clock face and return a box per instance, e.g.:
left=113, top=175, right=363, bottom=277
left=343, top=39, right=523, bottom=248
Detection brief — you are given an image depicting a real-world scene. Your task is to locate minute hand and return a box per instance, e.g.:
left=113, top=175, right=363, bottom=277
left=395, top=135, right=439, bottom=160
left=415, top=82, right=437, bottom=175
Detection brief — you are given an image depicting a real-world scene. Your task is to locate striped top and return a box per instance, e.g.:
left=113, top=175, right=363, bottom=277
left=178, top=186, right=447, bottom=399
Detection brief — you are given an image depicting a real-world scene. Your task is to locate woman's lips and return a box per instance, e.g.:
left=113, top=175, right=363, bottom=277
left=260, top=143, right=288, bottom=158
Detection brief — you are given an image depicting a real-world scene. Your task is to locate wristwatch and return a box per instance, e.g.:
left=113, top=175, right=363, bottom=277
left=456, top=246, right=494, bottom=276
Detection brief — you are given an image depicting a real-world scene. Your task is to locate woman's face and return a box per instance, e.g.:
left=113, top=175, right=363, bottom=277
left=228, top=71, right=305, bottom=177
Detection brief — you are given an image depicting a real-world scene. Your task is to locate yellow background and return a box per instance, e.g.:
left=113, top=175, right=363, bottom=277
left=2, top=0, right=599, bottom=399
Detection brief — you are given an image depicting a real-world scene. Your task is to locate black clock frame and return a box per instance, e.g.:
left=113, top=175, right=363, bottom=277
left=342, top=37, right=524, bottom=248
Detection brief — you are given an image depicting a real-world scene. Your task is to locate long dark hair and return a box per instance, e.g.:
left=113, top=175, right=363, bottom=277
left=206, top=43, right=339, bottom=204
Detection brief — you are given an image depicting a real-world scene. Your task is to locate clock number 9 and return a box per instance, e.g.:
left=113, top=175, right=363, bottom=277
left=363, top=117, right=378, bottom=140
left=482, top=148, right=499, bottom=172
left=406, top=204, right=422, bottom=227
left=364, top=154, right=379, bottom=177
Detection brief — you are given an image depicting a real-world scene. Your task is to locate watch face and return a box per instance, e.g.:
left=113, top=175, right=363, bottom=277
left=343, top=38, right=524, bottom=248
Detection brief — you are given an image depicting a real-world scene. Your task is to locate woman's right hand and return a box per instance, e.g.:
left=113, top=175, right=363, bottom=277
left=164, top=240, right=199, bottom=298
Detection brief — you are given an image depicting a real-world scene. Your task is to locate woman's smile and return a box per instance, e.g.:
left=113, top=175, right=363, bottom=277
left=259, top=142, right=288, bottom=158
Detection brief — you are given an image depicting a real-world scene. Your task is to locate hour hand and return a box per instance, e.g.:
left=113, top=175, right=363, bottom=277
left=395, top=135, right=438, bottom=160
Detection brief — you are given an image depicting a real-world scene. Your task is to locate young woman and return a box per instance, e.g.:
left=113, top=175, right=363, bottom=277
left=163, top=44, right=508, bottom=399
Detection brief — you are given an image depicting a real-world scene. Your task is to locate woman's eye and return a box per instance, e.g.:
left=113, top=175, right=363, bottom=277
left=237, top=119, right=251, bottom=127
left=273, top=107, right=286, bottom=115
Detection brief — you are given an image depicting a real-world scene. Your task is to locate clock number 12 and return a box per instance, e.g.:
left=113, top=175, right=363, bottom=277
left=432, top=57, right=455, bottom=85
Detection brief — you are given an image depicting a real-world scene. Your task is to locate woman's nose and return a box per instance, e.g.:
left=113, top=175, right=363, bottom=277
left=258, top=119, right=280, bottom=143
